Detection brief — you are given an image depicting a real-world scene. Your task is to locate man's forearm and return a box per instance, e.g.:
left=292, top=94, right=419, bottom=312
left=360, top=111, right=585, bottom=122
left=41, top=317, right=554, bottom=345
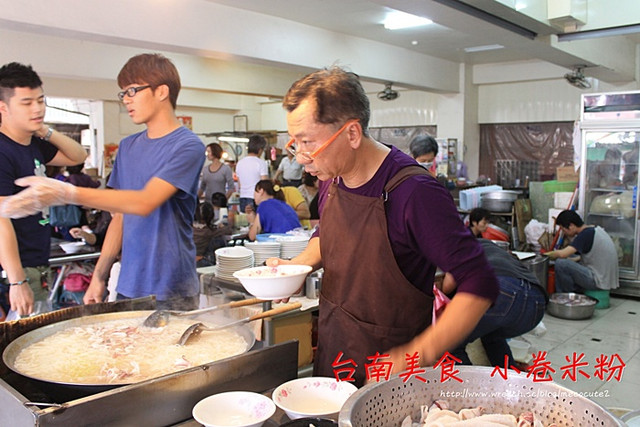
left=0, top=218, right=27, bottom=283
left=40, top=126, right=88, bottom=164
left=92, top=214, right=123, bottom=282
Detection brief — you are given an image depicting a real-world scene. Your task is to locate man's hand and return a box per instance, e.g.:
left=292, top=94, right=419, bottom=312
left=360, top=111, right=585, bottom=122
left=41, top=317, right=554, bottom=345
left=9, top=283, right=35, bottom=316
left=83, top=276, right=107, bottom=305
left=0, top=176, right=77, bottom=218
left=545, top=250, right=559, bottom=259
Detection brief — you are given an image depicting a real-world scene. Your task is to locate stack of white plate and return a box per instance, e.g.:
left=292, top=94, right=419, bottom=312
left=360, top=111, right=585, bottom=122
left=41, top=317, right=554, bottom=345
left=274, top=235, right=310, bottom=260
left=244, top=241, right=281, bottom=267
left=214, top=246, right=254, bottom=281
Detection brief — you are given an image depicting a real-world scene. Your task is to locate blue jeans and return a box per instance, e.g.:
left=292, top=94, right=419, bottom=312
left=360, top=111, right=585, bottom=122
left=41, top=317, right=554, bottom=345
left=239, top=198, right=255, bottom=213
left=452, top=276, right=546, bottom=366
left=554, top=258, right=599, bottom=293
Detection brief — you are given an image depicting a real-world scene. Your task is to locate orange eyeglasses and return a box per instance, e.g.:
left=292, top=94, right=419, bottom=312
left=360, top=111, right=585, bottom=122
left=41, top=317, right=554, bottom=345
left=285, top=119, right=359, bottom=162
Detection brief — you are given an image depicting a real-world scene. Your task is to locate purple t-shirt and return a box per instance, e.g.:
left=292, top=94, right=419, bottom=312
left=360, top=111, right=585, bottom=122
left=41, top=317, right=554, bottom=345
left=316, top=146, right=498, bottom=301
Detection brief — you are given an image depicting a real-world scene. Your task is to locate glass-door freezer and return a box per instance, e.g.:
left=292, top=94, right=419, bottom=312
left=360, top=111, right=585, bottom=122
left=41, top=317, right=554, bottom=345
left=579, top=91, right=640, bottom=297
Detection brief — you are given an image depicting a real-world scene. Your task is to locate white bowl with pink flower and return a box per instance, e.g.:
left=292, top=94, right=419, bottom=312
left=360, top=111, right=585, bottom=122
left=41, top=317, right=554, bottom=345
left=192, top=391, right=275, bottom=427
left=271, top=377, right=358, bottom=420
left=232, top=265, right=312, bottom=300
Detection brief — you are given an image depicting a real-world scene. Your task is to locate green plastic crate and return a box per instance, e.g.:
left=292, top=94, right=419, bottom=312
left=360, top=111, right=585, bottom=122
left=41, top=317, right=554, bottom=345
left=543, top=180, right=577, bottom=193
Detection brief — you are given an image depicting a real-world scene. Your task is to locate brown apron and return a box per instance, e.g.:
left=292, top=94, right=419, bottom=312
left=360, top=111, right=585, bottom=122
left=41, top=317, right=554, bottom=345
left=315, top=166, right=434, bottom=386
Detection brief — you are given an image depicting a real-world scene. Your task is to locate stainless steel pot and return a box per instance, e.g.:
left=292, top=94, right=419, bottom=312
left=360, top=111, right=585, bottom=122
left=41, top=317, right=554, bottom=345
left=522, top=255, right=549, bottom=290
left=481, top=190, right=519, bottom=212
left=3, top=310, right=255, bottom=394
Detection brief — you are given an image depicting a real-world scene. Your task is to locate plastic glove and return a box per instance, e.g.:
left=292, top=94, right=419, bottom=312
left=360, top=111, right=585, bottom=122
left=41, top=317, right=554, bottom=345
left=0, top=176, right=77, bottom=218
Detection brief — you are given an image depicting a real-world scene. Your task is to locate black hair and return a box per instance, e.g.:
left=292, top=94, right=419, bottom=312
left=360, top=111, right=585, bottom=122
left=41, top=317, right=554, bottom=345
left=195, top=201, right=215, bottom=230
left=255, top=179, right=285, bottom=202
left=0, top=62, right=43, bottom=102
left=247, top=134, right=266, bottom=155
left=409, top=135, right=439, bottom=159
left=302, top=172, right=318, bottom=187
left=469, top=207, right=491, bottom=225
left=556, top=210, right=584, bottom=228
left=210, top=192, right=228, bottom=208
left=66, top=164, right=85, bottom=175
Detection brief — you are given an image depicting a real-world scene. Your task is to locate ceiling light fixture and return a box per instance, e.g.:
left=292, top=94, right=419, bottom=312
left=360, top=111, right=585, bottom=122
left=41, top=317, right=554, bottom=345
left=463, top=44, right=504, bottom=53
left=383, top=11, right=432, bottom=30
left=218, top=136, right=250, bottom=143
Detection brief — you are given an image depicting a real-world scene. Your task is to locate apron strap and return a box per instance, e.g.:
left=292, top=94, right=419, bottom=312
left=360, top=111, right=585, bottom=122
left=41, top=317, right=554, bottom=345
left=382, top=165, right=430, bottom=201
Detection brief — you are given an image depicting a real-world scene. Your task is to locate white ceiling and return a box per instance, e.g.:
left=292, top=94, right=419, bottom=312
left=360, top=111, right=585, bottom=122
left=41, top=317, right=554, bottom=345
left=0, top=0, right=638, bottom=96
left=207, top=0, right=640, bottom=82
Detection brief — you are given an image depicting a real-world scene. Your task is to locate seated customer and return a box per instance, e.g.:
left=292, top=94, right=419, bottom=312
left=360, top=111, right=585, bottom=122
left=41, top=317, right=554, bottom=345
left=280, top=183, right=311, bottom=229
left=446, top=239, right=547, bottom=367
left=69, top=209, right=112, bottom=248
left=468, top=207, right=491, bottom=238
left=247, top=180, right=301, bottom=241
left=546, top=210, right=619, bottom=293
left=192, top=201, right=227, bottom=267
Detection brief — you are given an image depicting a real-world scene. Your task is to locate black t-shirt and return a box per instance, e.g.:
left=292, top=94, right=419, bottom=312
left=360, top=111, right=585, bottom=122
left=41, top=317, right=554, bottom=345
left=0, top=133, right=58, bottom=267
left=569, top=226, right=595, bottom=254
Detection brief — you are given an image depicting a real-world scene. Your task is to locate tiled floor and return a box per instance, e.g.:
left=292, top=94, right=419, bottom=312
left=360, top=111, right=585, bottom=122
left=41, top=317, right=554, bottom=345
left=519, top=296, right=640, bottom=412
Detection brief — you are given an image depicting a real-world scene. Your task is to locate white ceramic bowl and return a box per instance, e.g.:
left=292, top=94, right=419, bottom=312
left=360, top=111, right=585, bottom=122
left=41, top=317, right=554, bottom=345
left=233, top=265, right=313, bottom=300
left=272, top=377, right=358, bottom=420
left=192, top=391, right=275, bottom=427
left=59, top=241, right=85, bottom=254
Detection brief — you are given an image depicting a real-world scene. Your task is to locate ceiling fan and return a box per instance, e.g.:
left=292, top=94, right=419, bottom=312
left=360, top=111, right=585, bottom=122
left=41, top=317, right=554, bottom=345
left=377, top=82, right=399, bottom=101
left=564, top=66, right=592, bottom=89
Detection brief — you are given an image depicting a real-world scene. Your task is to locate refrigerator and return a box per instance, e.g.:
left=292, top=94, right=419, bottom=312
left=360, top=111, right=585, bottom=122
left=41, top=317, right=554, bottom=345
left=579, top=91, right=640, bottom=297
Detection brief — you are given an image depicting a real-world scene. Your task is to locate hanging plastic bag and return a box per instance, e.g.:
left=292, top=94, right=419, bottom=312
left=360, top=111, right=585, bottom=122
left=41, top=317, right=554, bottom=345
left=432, top=284, right=451, bottom=325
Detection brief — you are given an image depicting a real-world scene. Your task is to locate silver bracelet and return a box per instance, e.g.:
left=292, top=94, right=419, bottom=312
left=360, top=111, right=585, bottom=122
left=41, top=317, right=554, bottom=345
left=43, top=127, right=53, bottom=141
left=9, top=278, right=29, bottom=287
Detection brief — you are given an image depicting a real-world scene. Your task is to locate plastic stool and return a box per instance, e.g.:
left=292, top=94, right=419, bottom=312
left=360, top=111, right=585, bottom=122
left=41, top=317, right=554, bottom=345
left=584, top=289, right=610, bottom=309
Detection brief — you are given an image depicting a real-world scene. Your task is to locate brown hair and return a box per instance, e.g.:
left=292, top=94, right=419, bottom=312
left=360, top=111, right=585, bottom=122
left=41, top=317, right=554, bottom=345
left=283, top=66, right=370, bottom=137
left=207, top=142, right=224, bottom=159
left=117, top=53, right=181, bottom=109
left=255, top=179, right=285, bottom=202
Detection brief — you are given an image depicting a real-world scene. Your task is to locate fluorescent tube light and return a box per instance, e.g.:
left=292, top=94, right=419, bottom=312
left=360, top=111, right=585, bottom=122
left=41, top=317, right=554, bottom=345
left=383, top=11, right=432, bottom=30
left=464, top=44, right=504, bottom=53
left=218, top=136, right=249, bottom=143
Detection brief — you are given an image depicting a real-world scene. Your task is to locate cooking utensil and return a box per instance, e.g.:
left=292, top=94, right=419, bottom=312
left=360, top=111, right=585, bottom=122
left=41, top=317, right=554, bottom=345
left=3, top=310, right=255, bottom=391
left=481, top=190, right=519, bottom=212
left=547, top=292, right=597, bottom=320
left=339, top=366, right=624, bottom=426
left=143, top=297, right=265, bottom=327
left=178, top=302, right=302, bottom=345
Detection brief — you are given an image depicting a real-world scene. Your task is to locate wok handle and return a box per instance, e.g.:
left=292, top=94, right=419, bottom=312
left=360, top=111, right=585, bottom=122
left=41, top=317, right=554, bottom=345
left=249, top=302, right=302, bottom=321
left=179, top=297, right=265, bottom=316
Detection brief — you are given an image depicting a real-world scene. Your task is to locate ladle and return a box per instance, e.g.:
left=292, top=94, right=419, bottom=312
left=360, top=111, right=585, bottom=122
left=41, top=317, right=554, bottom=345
left=143, top=297, right=265, bottom=328
left=178, top=302, right=302, bottom=345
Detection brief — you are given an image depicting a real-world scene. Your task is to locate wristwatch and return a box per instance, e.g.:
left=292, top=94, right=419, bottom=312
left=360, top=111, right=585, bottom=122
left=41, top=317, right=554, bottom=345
left=43, top=127, right=53, bottom=141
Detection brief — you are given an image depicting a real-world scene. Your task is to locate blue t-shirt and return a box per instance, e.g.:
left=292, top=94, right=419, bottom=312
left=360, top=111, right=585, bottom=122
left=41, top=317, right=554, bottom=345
left=257, top=199, right=301, bottom=234
left=0, top=133, right=58, bottom=267
left=108, top=127, right=205, bottom=300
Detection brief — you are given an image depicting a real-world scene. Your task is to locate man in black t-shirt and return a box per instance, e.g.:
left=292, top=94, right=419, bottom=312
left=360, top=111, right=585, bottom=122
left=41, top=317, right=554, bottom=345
left=0, top=62, right=87, bottom=317
left=546, top=210, right=619, bottom=292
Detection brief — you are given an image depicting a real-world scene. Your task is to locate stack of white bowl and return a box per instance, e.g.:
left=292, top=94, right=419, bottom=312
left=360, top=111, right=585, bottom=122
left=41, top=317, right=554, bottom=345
left=274, top=235, right=310, bottom=260
left=244, top=241, right=281, bottom=267
left=214, top=246, right=254, bottom=281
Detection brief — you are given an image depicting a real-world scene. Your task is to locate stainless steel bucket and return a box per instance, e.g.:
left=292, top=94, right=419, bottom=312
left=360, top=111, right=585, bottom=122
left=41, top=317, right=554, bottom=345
left=522, top=255, right=548, bottom=290
left=305, top=269, right=323, bottom=299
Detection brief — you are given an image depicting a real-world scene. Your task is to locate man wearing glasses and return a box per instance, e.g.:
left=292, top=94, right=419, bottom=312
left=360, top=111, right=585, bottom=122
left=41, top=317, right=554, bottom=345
left=0, top=62, right=88, bottom=317
left=272, top=67, right=499, bottom=386
left=0, top=54, right=205, bottom=311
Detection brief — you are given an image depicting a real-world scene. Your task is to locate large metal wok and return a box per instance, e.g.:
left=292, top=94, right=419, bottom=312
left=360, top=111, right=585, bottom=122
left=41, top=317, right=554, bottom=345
left=2, top=310, right=255, bottom=395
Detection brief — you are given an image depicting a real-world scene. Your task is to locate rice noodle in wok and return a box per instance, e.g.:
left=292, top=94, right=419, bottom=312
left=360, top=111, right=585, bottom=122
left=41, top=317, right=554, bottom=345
left=13, top=317, right=249, bottom=385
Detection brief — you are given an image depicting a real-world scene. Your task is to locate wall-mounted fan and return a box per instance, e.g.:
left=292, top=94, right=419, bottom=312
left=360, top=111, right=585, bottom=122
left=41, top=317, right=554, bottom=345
left=377, top=82, right=399, bottom=101
left=564, top=66, right=591, bottom=89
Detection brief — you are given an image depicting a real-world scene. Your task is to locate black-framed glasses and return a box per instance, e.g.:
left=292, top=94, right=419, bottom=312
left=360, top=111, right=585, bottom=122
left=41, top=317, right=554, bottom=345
left=117, top=85, right=151, bottom=101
